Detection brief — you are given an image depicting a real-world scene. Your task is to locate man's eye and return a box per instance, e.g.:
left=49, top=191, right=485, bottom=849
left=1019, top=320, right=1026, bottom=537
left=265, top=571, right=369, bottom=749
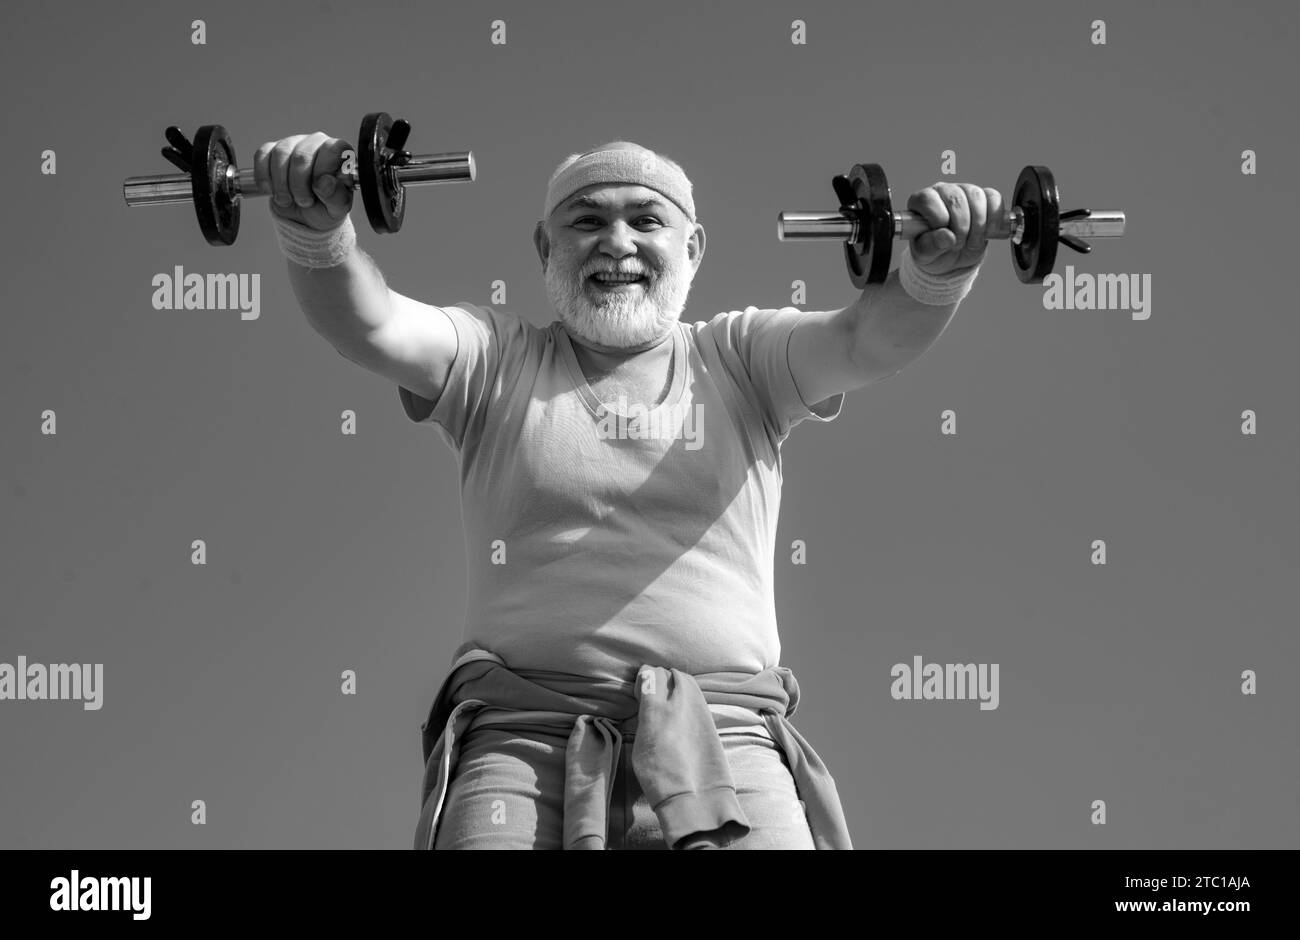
left=575, top=217, right=661, bottom=226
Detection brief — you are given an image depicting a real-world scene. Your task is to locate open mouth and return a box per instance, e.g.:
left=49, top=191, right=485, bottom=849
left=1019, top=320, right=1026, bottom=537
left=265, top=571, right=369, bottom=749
left=589, top=274, right=648, bottom=290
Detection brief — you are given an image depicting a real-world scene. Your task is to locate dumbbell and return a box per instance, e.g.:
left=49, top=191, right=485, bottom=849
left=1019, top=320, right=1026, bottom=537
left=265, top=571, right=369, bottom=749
left=777, top=164, right=1125, bottom=286
left=122, top=112, right=475, bottom=245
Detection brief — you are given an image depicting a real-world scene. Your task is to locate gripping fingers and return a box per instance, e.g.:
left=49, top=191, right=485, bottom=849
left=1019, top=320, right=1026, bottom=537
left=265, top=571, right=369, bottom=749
left=906, top=186, right=953, bottom=262
left=253, top=141, right=274, bottom=198
left=958, top=183, right=988, bottom=256
left=268, top=135, right=308, bottom=209
left=982, top=186, right=1003, bottom=246
left=289, top=132, right=330, bottom=208
left=934, top=182, right=971, bottom=253
left=312, top=137, right=354, bottom=220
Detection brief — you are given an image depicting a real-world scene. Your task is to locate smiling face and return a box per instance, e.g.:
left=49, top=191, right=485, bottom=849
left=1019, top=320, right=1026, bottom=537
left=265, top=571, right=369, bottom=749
left=536, top=183, right=705, bottom=352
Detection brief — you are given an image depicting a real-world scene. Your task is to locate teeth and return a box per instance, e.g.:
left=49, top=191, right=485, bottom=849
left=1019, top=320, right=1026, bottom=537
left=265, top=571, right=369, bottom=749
left=594, top=273, right=644, bottom=283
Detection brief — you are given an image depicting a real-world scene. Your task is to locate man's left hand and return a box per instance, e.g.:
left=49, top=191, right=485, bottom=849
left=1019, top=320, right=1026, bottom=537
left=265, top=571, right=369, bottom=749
left=906, top=182, right=1003, bottom=276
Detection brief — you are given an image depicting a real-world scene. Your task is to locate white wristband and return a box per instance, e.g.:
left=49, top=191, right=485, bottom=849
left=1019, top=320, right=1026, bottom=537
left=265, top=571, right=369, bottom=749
left=899, top=245, right=981, bottom=305
left=272, top=213, right=357, bottom=269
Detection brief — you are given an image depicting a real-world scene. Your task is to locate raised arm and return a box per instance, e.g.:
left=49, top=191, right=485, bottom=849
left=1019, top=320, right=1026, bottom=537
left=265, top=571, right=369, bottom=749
left=257, top=131, right=458, bottom=405
left=787, top=181, right=996, bottom=406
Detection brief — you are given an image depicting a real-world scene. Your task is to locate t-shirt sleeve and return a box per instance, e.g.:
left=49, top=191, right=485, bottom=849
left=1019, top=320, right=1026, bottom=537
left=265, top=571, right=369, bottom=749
left=707, top=305, right=845, bottom=443
left=396, top=301, right=529, bottom=452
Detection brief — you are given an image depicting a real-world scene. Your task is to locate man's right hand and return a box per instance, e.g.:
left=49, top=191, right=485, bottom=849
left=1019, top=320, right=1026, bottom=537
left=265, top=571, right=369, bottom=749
left=255, top=132, right=354, bottom=231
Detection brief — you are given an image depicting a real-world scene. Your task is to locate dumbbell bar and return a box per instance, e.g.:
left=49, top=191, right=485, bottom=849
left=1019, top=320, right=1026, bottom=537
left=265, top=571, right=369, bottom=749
left=777, top=164, right=1125, bottom=286
left=123, top=112, right=475, bottom=246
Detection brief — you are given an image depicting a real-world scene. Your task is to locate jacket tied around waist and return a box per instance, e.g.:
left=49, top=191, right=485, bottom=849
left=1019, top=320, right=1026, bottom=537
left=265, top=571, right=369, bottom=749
left=413, top=646, right=853, bottom=850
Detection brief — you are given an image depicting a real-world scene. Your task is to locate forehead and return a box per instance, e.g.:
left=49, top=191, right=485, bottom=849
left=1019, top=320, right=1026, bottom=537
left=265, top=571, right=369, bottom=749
left=561, top=184, right=672, bottom=214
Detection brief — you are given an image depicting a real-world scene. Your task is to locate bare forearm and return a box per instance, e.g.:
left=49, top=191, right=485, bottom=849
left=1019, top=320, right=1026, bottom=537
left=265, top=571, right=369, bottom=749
left=285, top=244, right=396, bottom=353
left=848, top=267, right=964, bottom=381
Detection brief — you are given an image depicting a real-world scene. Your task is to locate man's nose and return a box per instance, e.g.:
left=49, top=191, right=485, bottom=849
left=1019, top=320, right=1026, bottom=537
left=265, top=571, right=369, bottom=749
left=596, top=220, right=641, bottom=256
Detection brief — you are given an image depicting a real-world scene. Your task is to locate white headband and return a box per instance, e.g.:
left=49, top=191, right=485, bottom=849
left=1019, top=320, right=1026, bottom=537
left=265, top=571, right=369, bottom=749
left=542, top=145, right=696, bottom=223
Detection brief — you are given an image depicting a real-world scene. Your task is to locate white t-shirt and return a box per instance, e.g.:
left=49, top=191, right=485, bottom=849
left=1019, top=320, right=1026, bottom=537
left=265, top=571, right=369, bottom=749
left=399, top=302, right=844, bottom=683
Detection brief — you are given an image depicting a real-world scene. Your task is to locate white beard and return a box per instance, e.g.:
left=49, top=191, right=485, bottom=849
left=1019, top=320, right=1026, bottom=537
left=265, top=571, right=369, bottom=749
left=545, top=243, right=696, bottom=350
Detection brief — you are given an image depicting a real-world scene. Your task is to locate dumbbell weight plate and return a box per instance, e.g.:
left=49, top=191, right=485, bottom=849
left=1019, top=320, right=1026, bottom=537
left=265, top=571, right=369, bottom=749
left=191, top=125, right=240, bottom=246
left=1012, top=165, right=1060, bottom=284
left=358, top=112, right=405, bottom=234
left=838, top=162, right=894, bottom=288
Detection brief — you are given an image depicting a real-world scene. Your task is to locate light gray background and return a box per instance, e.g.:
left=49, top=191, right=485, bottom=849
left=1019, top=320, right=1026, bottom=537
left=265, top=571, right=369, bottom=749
left=2, top=0, right=1296, bottom=848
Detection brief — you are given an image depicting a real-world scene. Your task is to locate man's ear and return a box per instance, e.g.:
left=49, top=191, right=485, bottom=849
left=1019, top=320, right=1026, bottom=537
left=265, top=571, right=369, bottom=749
left=687, top=221, right=706, bottom=272
left=533, top=220, right=549, bottom=270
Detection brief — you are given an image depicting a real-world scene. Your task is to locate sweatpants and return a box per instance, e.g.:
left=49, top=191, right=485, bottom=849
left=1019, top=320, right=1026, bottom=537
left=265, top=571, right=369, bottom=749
left=431, top=723, right=816, bottom=850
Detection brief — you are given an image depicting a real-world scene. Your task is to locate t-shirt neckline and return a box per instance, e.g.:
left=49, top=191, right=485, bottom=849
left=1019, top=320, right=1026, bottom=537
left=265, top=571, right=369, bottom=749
left=557, top=322, right=687, bottom=420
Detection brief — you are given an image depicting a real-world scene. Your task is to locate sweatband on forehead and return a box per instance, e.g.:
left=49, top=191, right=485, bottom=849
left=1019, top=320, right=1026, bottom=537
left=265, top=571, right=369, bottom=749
left=542, top=147, right=696, bottom=223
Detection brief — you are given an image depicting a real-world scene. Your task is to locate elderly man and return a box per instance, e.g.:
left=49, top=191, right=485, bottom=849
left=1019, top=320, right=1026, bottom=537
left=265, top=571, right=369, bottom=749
left=261, top=133, right=994, bottom=849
